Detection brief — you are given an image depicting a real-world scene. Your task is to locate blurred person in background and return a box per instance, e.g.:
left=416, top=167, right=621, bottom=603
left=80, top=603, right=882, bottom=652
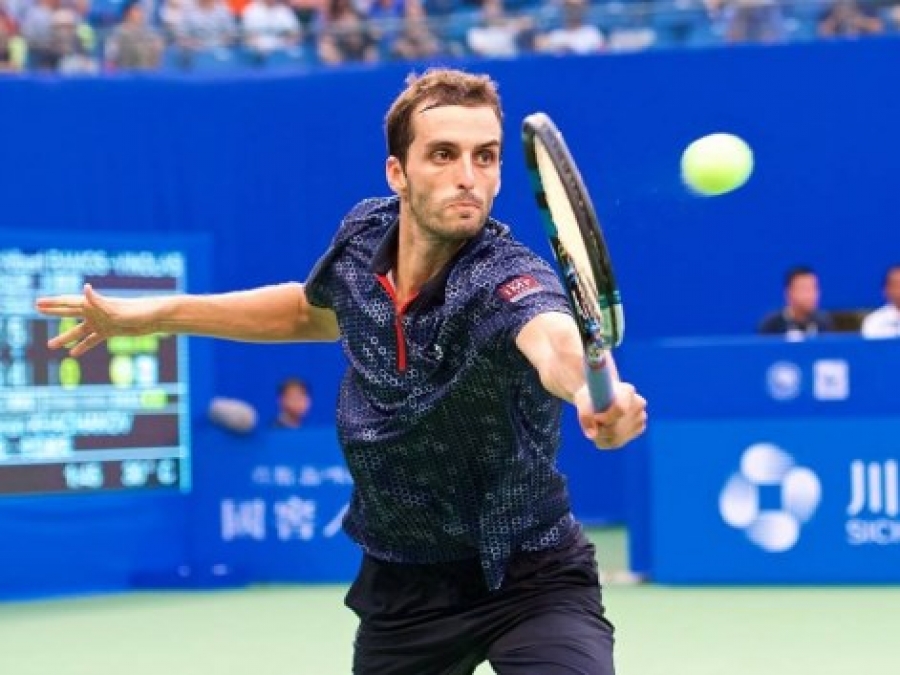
left=387, top=0, right=442, bottom=60
left=274, top=377, right=312, bottom=429
left=818, top=0, right=883, bottom=37
left=242, top=0, right=302, bottom=58
left=535, top=0, right=604, bottom=55
left=366, top=0, right=404, bottom=51
left=318, top=0, right=378, bottom=64
left=21, top=0, right=59, bottom=69
left=861, top=265, right=900, bottom=338
left=467, top=0, right=534, bottom=59
left=105, top=0, right=164, bottom=70
left=287, top=0, right=325, bottom=37
left=26, top=3, right=97, bottom=73
left=177, top=0, right=238, bottom=52
left=759, top=265, right=834, bottom=338
left=159, top=0, right=188, bottom=44
left=0, top=2, right=26, bottom=71
left=708, top=0, right=786, bottom=43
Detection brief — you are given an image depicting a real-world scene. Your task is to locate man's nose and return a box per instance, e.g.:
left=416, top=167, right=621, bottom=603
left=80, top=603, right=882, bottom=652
left=455, top=157, right=476, bottom=190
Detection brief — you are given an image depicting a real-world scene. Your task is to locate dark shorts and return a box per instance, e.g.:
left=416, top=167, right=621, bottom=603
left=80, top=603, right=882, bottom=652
left=345, top=527, right=615, bottom=675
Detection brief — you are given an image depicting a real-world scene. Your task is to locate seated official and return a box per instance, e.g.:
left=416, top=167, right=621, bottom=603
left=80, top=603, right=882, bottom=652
left=861, top=265, right=900, bottom=339
left=759, top=266, right=834, bottom=339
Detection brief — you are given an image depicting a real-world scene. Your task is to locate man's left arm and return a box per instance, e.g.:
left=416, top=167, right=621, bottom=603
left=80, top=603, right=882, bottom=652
left=515, top=311, right=647, bottom=450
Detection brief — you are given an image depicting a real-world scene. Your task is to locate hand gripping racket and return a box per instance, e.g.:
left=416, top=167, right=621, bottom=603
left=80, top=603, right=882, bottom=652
left=522, top=112, right=624, bottom=411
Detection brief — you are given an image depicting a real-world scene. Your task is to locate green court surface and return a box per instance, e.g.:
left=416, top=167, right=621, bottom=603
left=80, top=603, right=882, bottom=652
left=1, top=529, right=897, bottom=675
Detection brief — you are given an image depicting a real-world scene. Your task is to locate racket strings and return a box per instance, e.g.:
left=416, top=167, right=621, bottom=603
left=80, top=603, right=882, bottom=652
left=555, top=241, right=606, bottom=343
left=526, top=117, right=623, bottom=348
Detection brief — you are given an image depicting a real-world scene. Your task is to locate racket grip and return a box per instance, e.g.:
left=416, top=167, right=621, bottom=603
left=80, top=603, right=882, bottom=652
left=585, top=356, right=615, bottom=412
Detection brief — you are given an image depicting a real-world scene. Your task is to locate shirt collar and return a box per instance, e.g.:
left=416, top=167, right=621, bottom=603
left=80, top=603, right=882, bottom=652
left=370, top=213, right=493, bottom=311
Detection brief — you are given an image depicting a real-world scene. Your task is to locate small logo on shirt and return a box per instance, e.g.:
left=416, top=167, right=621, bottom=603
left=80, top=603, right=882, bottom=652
left=497, top=275, right=542, bottom=303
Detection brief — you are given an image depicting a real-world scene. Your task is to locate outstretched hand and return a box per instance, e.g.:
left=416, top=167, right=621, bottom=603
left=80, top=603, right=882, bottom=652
left=575, top=381, right=647, bottom=450
left=35, top=283, right=158, bottom=356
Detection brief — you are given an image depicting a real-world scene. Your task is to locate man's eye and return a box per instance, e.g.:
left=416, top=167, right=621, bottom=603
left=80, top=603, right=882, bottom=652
left=432, top=149, right=451, bottom=162
left=476, top=150, right=497, bottom=165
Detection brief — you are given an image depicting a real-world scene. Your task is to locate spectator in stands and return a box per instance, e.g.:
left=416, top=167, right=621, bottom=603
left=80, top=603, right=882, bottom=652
left=21, top=0, right=59, bottom=69
left=159, top=0, right=187, bottom=44
left=366, top=0, right=405, bottom=49
left=388, top=0, right=442, bottom=60
left=0, top=2, right=26, bottom=71
left=105, top=1, right=164, bottom=70
left=861, top=265, right=900, bottom=339
left=43, top=5, right=97, bottom=73
left=534, top=0, right=604, bottom=55
left=466, top=0, right=534, bottom=58
left=177, top=0, right=238, bottom=52
left=318, top=0, right=378, bottom=64
left=274, top=377, right=312, bottom=429
left=709, top=0, right=785, bottom=43
left=759, top=265, right=834, bottom=338
left=242, top=0, right=302, bottom=58
left=818, top=0, right=883, bottom=37
left=287, top=0, right=325, bottom=37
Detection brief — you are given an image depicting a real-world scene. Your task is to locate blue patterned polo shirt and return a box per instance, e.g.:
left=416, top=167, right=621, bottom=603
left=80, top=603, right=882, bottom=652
left=306, top=196, right=577, bottom=589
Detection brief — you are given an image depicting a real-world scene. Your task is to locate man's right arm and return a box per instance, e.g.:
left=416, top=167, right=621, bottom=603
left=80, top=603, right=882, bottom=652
left=37, top=282, right=339, bottom=357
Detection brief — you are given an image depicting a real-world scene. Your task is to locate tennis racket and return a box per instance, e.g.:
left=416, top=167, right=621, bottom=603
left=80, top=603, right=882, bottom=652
left=522, top=112, right=624, bottom=411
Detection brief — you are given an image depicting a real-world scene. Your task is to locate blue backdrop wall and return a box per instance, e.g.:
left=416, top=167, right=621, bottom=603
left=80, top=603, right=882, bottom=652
left=0, top=42, right=897, bottom=593
left=2, top=40, right=896, bottom=426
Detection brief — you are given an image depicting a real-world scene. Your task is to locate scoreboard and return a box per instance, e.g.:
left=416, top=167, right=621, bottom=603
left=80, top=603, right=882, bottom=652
left=0, top=242, right=192, bottom=497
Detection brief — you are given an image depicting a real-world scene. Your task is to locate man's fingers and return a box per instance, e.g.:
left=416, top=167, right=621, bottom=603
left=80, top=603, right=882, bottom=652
left=592, top=394, right=648, bottom=449
left=47, top=323, right=86, bottom=349
left=35, top=295, right=87, bottom=317
left=33, top=306, right=86, bottom=318
left=71, top=332, right=103, bottom=357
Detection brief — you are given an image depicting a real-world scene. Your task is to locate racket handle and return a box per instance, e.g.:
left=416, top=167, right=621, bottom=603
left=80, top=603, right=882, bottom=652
left=585, top=354, right=615, bottom=412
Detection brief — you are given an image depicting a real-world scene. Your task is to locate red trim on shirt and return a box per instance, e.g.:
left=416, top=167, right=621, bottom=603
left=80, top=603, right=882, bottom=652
left=376, top=274, right=417, bottom=373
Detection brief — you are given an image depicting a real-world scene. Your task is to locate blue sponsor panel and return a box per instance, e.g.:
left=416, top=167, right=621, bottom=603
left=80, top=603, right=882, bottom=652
left=190, top=427, right=361, bottom=584
left=625, top=337, right=900, bottom=419
left=650, top=419, right=900, bottom=583
left=622, top=337, right=900, bottom=581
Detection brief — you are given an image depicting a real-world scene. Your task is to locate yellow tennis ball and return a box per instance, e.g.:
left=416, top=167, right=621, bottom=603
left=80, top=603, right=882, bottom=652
left=681, top=133, right=754, bottom=196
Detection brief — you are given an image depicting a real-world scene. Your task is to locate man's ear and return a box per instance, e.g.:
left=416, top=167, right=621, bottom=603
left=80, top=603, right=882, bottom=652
left=386, top=156, right=407, bottom=196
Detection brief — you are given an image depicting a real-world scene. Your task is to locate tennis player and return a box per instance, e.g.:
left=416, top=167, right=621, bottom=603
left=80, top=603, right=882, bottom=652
left=37, top=68, right=647, bottom=675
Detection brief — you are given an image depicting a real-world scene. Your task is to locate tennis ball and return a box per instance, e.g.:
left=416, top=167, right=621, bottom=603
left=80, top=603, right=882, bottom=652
left=681, top=133, right=753, bottom=196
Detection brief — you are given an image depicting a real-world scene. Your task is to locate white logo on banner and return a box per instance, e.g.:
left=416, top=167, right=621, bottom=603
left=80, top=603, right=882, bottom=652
left=221, top=499, right=267, bottom=541
left=766, top=361, right=801, bottom=401
left=720, top=443, right=822, bottom=552
left=813, top=359, right=849, bottom=401
left=273, top=497, right=317, bottom=541
left=846, top=460, right=900, bottom=546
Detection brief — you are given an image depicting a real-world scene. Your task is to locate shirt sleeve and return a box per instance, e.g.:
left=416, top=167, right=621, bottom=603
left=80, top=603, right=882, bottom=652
left=304, top=242, right=342, bottom=309
left=490, top=246, right=572, bottom=345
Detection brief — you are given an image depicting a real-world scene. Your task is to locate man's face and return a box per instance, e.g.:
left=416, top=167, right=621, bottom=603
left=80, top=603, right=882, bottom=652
left=280, top=385, right=310, bottom=419
left=786, top=273, right=820, bottom=314
left=388, top=104, right=501, bottom=245
left=885, top=269, right=900, bottom=308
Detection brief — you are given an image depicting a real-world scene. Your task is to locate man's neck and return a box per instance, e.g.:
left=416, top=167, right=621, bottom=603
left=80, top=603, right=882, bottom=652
left=393, top=212, right=466, bottom=305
